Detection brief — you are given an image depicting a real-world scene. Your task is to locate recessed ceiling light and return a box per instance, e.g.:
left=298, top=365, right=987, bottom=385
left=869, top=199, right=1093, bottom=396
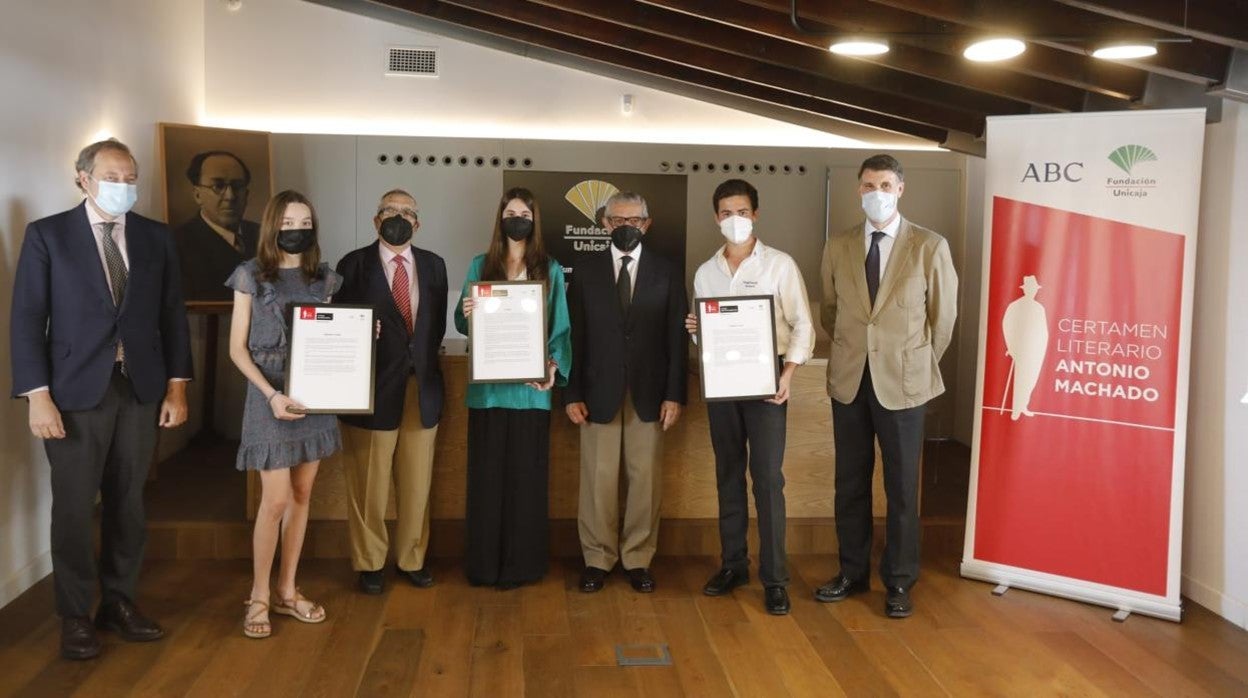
left=1092, top=42, right=1158, bottom=60
left=963, top=38, right=1026, bottom=62
left=829, top=39, right=890, bottom=56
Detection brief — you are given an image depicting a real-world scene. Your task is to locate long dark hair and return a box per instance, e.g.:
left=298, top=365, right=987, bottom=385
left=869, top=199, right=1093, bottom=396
left=256, top=189, right=322, bottom=283
left=480, top=187, right=549, bottom=282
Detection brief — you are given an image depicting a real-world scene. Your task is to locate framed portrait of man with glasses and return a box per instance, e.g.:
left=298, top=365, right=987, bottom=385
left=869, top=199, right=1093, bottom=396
left=160, top=123, right=272, bottom=305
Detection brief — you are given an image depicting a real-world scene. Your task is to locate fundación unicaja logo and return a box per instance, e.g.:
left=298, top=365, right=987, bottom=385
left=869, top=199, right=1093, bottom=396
left=562, top=179, right=617, bottom=252
left=1105, top=144, right=1158, bottom=198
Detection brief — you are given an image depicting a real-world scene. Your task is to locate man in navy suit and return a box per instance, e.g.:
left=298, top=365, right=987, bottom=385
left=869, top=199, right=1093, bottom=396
left=565, top=191, right=688, bottom=594
left=334, top=189, right=448, bottom=594
left=10, top=139, right=193, bottom=660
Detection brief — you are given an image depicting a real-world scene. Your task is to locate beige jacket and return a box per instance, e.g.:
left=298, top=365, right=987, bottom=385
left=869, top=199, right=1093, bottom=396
left=820, top=217, right=958, bottom=410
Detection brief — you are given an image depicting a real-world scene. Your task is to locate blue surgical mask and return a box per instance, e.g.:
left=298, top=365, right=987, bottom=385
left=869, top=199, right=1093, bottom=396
left=91, top=178, right=138, bottom=217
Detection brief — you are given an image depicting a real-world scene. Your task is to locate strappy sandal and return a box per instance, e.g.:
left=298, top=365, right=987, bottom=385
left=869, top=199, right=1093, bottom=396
left=243, top=599, right=271, bottom=639
left=272, top=588, right=326, bottom=624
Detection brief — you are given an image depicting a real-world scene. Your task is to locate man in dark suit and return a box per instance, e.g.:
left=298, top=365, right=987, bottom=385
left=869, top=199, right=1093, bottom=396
left=10, top=139, right=194, bottom=659
left=817, top=154, right=958, bottom=618
left=565, top=191, right=688, bottom=593
left=334, top=189, right=448, bottom=594
left=173, top=150, right=259, bottom=301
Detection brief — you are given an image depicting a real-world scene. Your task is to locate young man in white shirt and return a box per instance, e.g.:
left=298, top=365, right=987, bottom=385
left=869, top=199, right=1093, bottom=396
left=685, top=179, right=815, bottom=615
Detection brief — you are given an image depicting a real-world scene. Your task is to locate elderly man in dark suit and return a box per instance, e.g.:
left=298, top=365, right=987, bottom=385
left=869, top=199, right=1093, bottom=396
left=173, top=150, right=259, bottom=301
left=10, top=139, right=194, bottom=659
left=334, top=189, right=448, bottom=594
left=565, top=191, right=688, bottom=594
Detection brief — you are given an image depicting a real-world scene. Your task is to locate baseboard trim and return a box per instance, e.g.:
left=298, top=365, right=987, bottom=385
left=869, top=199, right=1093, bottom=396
left=1182, top=573, right=1248, bottom=629
left=0, top=551, right=53, bottom=610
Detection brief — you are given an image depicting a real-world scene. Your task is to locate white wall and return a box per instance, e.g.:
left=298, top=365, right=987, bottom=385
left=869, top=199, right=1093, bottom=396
left=0, top=0, right=204, bottom=608
left=1184, top=99, right=1248, bottom=629
left=201, top=0, right=933, bottom=150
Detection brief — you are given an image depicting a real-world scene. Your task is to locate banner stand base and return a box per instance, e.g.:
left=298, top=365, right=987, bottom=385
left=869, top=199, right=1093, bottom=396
left=991, top=584, right=1010, bottom=596
left=961, top=560, right=1183, bottom=623
left=1112, top=609, right=1131, bottom=622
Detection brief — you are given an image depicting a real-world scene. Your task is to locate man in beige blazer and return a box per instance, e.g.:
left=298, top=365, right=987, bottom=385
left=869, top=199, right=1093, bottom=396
left=816, top=154, right=957, bottom=618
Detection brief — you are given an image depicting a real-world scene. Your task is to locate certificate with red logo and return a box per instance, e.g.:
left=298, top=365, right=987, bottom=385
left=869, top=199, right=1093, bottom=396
left=695, top=295, right=778, bottom=401
left=285, top=304, right=376, bottom=414
left=468, top=281, right=548, bottom=383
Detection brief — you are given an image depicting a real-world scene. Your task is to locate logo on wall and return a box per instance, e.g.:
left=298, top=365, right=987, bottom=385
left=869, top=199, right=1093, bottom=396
left=563, top=179, right=618, bottom=253
left=503, top=170, right=688, bottom=284
left=1106, top=144, right=1157, bottom=198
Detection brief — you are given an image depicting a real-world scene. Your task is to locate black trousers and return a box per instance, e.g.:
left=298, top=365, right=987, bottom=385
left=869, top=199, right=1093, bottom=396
left=464, top=408, right=550, bottom=586
left=706, top=398, right=789, bottom=587
left=831, top=367, right=926, bottom=590
left=43, top=366, right=158, bottom=618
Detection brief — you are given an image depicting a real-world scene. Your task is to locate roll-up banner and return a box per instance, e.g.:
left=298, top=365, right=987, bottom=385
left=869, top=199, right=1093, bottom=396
left=963, top=109, right=1205, bottom=621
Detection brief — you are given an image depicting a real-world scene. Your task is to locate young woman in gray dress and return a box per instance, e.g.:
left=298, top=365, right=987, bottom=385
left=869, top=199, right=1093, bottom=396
left=226, top=190, right=343, bottom=638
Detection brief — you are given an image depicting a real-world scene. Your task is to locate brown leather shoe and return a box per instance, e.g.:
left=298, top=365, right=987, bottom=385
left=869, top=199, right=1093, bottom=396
left=95, top=599, right=165, bottom=642
left=61, top=617, right=101, bottom=660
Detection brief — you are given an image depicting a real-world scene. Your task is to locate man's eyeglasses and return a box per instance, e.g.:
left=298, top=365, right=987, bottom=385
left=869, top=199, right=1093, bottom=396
left=607, top=216, right=648, bottom=227
left=379, top=206, right=419, bottom=220
left=195, top=180, right=248, bottom=196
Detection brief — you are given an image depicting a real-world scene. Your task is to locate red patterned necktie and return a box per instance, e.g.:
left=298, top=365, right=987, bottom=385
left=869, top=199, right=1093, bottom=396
left=392, top=256, right=413, bottom=333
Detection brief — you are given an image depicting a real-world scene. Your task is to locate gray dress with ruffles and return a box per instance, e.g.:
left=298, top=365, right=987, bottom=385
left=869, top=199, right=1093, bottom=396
left=225, top=260, right=344, bottom=471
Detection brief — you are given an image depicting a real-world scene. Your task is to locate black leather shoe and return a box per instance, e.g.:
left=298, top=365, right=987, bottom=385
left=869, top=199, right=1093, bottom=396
left=94, top=600, right=164, bottom=642
left=625, top=568, right=655, bottom=593
left=358, top=570, right=384, bottom=595
left=702, top=568, right=749, bottom=596
left=61, top=617, right=101, bottom=660
left=814, top=574, right=870, bottom=603
left=396, top=566, right=434, bottom=588
left=579, top=566, right=608, bottom=593
left=884, top=587, right=913, bottom=618
left=764, top=586, right=791, bottom=615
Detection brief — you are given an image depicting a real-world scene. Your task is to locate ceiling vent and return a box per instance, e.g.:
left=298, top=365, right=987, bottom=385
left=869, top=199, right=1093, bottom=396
left=386, top=47, right=438, bottom=77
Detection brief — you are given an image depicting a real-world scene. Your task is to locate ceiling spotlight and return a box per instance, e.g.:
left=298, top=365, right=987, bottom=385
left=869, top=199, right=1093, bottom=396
left=1092, top=42, right=1158, bottom=60
left=829, top=38, right=889, bottom=56
left=963, top=38, right=1026, bottom=62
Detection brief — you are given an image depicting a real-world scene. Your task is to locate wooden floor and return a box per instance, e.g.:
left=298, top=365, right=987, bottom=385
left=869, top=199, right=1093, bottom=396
left=2, top=525, right=1246, bottom=697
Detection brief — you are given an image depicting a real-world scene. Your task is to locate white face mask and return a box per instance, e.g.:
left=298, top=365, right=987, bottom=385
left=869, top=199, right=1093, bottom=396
left=719, top=215, right=753, bottom=244
left=90, top=178, right=138, bottom=217
left=861, top=190, right=897, bottom=224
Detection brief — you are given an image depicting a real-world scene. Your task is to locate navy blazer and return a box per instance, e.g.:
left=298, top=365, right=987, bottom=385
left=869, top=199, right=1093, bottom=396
left=334, top=241, right=448, bottom=430
left=564, top=247, right=688, bottom=423
left=10, top=202, right=194, bottom=410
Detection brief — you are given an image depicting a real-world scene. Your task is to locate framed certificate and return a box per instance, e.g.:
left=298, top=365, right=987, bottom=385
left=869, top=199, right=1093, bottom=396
left=469, top=281, right=548, bottom=383
left=285, top=304, right=376, bottom=414
left=695, top=295, right=780, bottom=401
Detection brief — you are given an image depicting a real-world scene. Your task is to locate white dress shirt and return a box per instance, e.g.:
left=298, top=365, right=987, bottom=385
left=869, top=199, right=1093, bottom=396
left=864, top=213, right=902, bottom=280
left=379, top=243, right=420, bottom=322
left=693, top=238, right=815, bottom=365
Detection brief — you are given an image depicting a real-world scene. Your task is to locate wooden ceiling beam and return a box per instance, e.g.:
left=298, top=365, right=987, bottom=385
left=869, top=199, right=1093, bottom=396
left=364, top=0, right=953, bottom=143
left=527, top=0, right=1035, bottom=117
left=867, top=0, right=1232, bottom=85
left=740, top=0, right=1147, bottom=101
left=427, top=0, right=989, bottom=134
left=1052, top=0, right=1248, bottom=52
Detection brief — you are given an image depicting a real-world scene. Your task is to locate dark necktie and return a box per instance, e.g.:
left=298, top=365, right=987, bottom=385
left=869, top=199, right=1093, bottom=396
left=100, top=221, right=128, bottom=307
left=866, top=230, right=885, bottom=306
left=617, top=255, right=633, bottom=314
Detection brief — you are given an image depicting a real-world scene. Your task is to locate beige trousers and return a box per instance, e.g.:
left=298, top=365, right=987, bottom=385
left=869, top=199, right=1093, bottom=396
left=341, top=377, right=438, bottom=572
left=578, top=393, right=663, bottom=570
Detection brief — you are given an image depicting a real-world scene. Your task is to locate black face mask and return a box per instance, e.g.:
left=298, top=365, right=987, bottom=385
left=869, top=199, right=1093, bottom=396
left=379, top=216, right=413, bottom=246
left=610, top=225, right=643, bottom=253
left=277, top=227, right=316, bottom=254
left=501, top=216, right=534, bottom=241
